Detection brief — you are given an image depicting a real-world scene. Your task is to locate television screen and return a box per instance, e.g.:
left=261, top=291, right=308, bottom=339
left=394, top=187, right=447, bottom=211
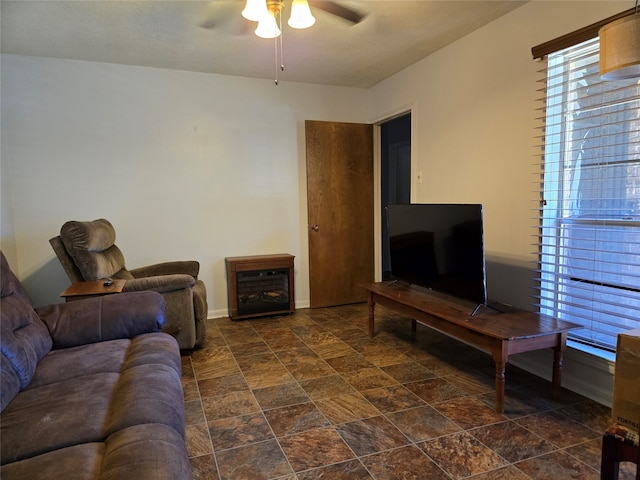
left=386, top=203, right=487, bottom=306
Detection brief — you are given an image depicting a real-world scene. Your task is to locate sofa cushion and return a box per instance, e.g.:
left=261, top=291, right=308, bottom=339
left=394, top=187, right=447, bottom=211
left=1, top=354, right=21, bottom=412
left=0, top=443, right=105, bottom=480
left=119, top=332, right=181, bottom=375
left=103, top=362, right=185, bottom=437
left=59, top=219, right=131, bottom=281
left=25, top=339, right=129, bottom=390
left=99, top=424, right=191, bottom=480
left=0, top=333, right=184, bottom=465
left=27, top=334, right=180, bottom=391
left=0, top=424, right=191, bottom=480
left=0, top=294, right=53, bottom=391
left=36, top=292, right=165, bottom=349
left=1, top=372, right=119, bottom=464
left=0, top=253, right=52, bottom=407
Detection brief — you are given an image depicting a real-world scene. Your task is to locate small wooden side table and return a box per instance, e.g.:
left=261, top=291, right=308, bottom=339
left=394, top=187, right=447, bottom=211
left=60, top=279, right=126, bottom=302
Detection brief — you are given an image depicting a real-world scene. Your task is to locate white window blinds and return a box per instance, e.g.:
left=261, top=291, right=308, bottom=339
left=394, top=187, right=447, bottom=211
left=535, top=37, right=640, bottom=351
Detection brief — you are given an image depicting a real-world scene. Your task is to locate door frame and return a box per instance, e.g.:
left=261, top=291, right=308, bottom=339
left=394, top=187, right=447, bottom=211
left=372, top=105, right=415, bottom=282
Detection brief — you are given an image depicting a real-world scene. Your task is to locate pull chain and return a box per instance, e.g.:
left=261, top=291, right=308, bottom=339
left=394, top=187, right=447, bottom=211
left=275, top=11, right=284, bottom=85
left=274, top=33, right=278, bottom=85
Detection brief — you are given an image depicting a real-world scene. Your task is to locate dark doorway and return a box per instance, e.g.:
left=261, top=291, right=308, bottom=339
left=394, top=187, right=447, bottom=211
left=381, top=113, right=411, bottom=280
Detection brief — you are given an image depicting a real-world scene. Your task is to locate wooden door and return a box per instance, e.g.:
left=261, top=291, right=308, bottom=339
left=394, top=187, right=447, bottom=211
left=305, top=120, right=374, bottom=308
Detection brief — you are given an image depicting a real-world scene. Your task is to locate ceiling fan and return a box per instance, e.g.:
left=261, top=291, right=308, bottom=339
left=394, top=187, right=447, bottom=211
left=199, top=0, right=366, bottom=37
left=199, top=0, right=366, bottom=84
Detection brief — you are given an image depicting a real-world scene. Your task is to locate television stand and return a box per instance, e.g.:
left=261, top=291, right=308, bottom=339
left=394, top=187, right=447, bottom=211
left=471, top=303, right=503, bottom=316
left=361, top=282, right=581, bottom=413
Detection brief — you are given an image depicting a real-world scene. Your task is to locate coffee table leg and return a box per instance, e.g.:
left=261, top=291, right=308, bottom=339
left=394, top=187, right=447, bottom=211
left=368, top=293, right=375, bottom=338
left=493, top=344, right=507, bottom=413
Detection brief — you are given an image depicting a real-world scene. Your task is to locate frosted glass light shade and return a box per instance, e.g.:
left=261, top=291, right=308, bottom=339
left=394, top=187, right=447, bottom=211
left=242, top=0, right=269, bottom=22
left=288, top=0, right=315, bottom=29
left=255, top=13, right=281, bottom=38
left=599, top=14, right=640, bottom=80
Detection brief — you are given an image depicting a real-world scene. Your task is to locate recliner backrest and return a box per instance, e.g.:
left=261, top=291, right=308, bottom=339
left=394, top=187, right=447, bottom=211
left=49, top=236, right=84, bottom=283
left=58, top=219, right=132, bottom=281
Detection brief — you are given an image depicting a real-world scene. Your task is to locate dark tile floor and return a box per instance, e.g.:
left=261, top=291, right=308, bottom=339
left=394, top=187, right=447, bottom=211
left=182, top=304, right=637, bottom=480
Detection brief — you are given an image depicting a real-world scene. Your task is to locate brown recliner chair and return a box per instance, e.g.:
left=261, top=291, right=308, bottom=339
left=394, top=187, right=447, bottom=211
left=50, top=219, right=207, bottom=350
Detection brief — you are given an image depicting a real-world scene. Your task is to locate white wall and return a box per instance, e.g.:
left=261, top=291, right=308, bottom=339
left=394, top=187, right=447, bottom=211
left=369, top=0, right=627, bottom=405
left=0, top=56, right=368, bottom=313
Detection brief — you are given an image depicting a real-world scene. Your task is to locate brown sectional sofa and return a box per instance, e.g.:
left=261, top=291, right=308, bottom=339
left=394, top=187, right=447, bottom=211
left=0, top=251, right=192, bottom=479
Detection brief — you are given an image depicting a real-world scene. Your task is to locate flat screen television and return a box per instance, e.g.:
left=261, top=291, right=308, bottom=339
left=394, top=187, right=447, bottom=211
left=385, top=203, right=488, bottom=309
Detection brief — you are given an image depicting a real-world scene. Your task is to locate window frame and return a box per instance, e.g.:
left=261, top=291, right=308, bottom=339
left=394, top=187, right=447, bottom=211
left=534, top=28, right=640, bottom=353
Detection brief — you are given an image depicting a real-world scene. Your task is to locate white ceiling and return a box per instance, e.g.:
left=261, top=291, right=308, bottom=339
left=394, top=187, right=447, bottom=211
left=0, top=0, right=528, bottom=88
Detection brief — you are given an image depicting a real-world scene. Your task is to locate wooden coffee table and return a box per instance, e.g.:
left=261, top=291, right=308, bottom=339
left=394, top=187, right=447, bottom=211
left=362, top=282, right=582, bottom=413
left=60, top=279, right=126, bottom=302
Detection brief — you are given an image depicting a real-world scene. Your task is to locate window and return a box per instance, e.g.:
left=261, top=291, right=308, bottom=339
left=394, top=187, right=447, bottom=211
left=536, top=37, right=640, bottom=351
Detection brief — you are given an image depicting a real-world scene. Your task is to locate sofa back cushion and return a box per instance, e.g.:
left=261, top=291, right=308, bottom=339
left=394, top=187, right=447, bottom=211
left=1, top=354, right=20, bottom=412
left=0, top=252, right=53, bottom=411
left=59, top=219, right=132, bottom=281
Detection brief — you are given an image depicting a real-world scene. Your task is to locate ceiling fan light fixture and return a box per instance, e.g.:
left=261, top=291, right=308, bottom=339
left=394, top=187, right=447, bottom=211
left=288, top=0, right=316, bottom=29
left=255, top=12, right=281, bottom=38
left=242, top=0, right=269, bottom=22
left=599, top=5, right=640, bottom=80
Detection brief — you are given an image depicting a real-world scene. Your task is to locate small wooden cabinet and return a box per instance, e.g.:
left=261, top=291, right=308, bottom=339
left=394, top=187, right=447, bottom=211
left=225, top=254, right=295, bottom=320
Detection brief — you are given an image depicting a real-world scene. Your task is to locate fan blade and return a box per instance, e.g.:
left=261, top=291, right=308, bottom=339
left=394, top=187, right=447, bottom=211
left=198, top=0, right=241, bottom=31
left=199, top=16, right=217, bottom=30
left=198, top=0, right=253, bottom=36
left=311, top=1, right=365, bottom=24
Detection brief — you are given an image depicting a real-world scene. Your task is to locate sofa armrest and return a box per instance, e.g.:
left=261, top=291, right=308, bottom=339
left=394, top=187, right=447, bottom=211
left=35, top=291, right=166, bottom=349
left=129, top=260, right=200, bottom=279
left=122, top=274, right=195, bottom=294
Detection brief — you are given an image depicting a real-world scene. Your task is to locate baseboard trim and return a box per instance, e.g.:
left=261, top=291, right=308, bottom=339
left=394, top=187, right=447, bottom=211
left=510, top=346, right=614, bottom=407
left=209, top=300, right=311, bottom=320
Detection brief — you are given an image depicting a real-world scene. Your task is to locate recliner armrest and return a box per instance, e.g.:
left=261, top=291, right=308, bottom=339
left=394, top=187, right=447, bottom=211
left=35, top=291, right=166, bottom=349
left=123, top=274, right=195, bottom=294
left=129, top=261, right=200, bottom=279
